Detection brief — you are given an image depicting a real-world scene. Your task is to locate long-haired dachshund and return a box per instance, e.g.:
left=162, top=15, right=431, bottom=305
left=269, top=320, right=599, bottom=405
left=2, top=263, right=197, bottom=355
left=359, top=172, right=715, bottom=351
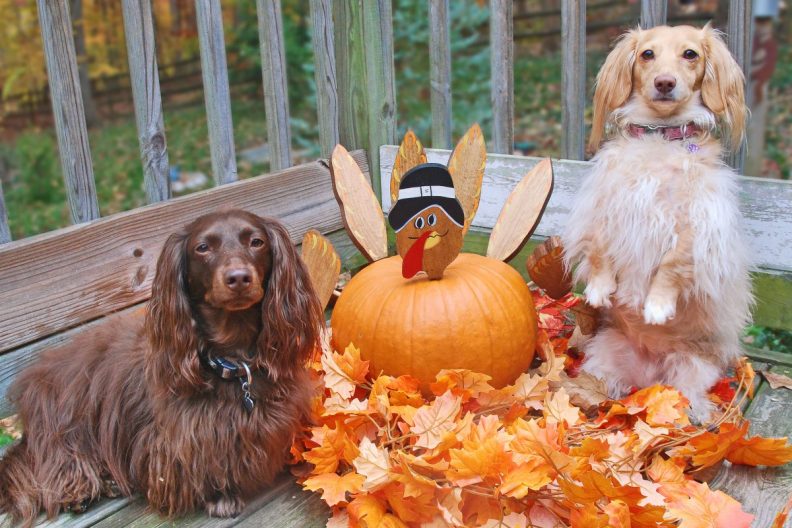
left=0, top=209, right=322, bottom=525
left=563, top=25, right=752, bottom=422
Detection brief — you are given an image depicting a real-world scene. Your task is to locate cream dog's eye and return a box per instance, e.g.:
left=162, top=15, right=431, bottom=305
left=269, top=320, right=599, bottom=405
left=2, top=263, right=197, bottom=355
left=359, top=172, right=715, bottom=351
left=641, top=49, right=654, bottom=60
left=683, top=49, right=699, bottom=60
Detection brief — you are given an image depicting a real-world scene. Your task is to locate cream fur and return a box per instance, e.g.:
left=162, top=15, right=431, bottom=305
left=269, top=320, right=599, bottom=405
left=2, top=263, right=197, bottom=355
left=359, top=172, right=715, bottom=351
left=562, top=25, right=752, bottom=423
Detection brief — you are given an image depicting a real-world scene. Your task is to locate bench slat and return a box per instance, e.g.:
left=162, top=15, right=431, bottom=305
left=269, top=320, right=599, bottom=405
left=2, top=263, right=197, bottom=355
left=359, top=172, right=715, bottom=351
left=0, top=152, right=369, bottom=356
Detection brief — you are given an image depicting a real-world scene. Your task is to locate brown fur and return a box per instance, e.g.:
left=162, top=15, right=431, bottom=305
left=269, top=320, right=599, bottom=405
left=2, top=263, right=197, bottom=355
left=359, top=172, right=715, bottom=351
left=0, top=210, right=323, bottom=526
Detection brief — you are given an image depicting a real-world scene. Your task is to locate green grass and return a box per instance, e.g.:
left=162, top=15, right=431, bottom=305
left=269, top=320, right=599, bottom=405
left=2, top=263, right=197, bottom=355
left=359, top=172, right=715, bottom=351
left=0, top=430, right=13, bottom=448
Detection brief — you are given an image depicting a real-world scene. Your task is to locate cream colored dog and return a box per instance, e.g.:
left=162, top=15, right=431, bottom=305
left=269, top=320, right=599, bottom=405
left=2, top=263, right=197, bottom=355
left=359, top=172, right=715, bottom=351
left=563, top=25, right=752, bottom=422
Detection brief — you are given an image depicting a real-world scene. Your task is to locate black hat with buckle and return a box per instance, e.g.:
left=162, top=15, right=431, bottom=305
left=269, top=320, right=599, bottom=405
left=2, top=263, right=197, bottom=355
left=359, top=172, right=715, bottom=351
left=388, top=163, right=465, bottom=232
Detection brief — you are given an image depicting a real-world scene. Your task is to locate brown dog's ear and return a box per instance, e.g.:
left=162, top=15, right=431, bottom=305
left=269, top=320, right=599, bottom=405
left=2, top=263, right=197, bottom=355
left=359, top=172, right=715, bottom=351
left=701, top=24, right=746, bottom=149
left=589, top=30, right=639, bottom=152
left=146, top=230, right=207, bottom=395
left=256, top=218, right=323, bottom=381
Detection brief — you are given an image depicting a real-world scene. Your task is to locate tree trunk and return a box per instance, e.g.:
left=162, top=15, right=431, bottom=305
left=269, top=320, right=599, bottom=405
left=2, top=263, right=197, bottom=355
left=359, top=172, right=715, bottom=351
left=70, top=0, right=100, bottom=127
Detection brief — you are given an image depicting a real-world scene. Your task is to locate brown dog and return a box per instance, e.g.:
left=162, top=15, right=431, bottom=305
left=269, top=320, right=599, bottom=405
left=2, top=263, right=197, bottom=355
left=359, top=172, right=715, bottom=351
left=0, top=209, right=322, bottom=526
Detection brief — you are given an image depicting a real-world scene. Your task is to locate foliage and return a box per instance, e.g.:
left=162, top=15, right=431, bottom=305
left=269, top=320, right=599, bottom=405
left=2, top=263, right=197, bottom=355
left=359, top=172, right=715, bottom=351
left=0, top=416, right=21, bottom=448
left=744, top=325, right=792, bottom=355
left=295, top=295, right=792, bottom=527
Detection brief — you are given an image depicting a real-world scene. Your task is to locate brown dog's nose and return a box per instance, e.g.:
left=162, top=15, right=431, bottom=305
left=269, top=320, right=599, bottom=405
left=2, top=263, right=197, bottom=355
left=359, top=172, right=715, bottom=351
left=654, top=75, right=676, bottom=94
left=224, top=269, right=252, bottom=291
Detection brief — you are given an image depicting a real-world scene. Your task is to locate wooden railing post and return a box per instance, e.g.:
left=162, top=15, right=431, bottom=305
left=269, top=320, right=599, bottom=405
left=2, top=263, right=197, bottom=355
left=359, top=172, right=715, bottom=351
left=640, top=0, right=668, bottom=29
left=122, top=0, right=170, bottom=203
left=727, top=0, right=752, bottom=172
left=490, top=0, right=514, bottom=154
left=0, top=182, right=10, bottom=244
left=309, top=0, right=340, bottom=158
left=36, top=0, right=100, bottom=224
left=429, top=0, right=452, bottom=149
left=561, top=0, right=586, bottom=160
left=256, top=0, right=292, bottom=171
left=195, top=0, right=238, bottom=185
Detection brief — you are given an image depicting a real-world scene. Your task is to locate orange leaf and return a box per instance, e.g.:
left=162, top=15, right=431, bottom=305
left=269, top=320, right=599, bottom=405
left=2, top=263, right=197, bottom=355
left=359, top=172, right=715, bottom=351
left=303, top=472, right=365, bottom=506
left=447, top=436, right=512, bottom=486
left=430, top=369, right=494, bottom=400
left=726, top=434, right=792, bottom=466
left=660, top=480, right=753, bottom=528
left=322, top=343, right=370, bottom=398
left=603, top=499, right=631, bottom=528
left=303, top=424, right=360, bottom=473
left=352, top=437, right=392, bottom=491
left=411, top=391, right=462, bottom=449
left=499, top=456, right=554, bottom=498
left=570, top=503, right=609, bottom=528
left=671, top=422, right=747, bottom=469
left=382, top=483, right=437, bottom=524
left=348, top=494, right=408, bottom=528
left=558, top=472, right=644, bottom=506
left=460, top=491, right=503, bottom=526
left=622, top=385, right=690, bottom=427
left=770, top=493, right=792, bottom=528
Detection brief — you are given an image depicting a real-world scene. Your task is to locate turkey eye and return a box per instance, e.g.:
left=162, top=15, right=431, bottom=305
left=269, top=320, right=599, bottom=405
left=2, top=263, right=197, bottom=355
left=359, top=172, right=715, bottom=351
left=251, top=238, right=265, bottom=248
left=195, top=243, right=209, bottom=254
left=683, top=49, right=698, bottom=60
left=414, top=216, right=425, bottom=229
left=641, top=49, right=654, bottom=60
left=427, top=213, right=437, bottom=226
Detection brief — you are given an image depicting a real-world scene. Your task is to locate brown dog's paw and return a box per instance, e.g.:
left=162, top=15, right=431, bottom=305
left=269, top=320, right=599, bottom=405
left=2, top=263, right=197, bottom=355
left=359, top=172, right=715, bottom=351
left=62, top=498, right=91, bottom=514
left=101, top=478, right=122, bottom=498
left=205, top=496, right=245, bottom=518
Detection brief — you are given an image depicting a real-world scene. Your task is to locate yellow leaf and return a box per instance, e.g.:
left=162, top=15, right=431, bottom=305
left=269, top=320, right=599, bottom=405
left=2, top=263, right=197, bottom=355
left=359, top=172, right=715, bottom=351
left=303, top=472, right=364, bottom=506
left=603, top=499, right=631, bottom=528
left=499, top=456, right=554, bottom=498
left=352, top=437, right=392, bottom=491
left=726, top=434, right=792, bottom=466
left=412, top=391, right=462, bottom=449
left=447, top=435, right=511, bottom=486
left=622, top=385, right=690, bottom=427
left=660, top=480, right=754, bottom=528
left=430, top=369, right=493, bottom=400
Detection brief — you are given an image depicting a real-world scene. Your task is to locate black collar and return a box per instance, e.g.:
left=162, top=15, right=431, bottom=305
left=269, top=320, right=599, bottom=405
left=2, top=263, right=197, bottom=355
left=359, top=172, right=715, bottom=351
left=198, top=349, right=260, bottom=414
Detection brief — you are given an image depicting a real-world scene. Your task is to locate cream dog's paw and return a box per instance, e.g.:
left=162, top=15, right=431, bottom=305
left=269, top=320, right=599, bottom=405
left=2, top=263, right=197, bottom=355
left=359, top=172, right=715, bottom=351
left=584, top=274, right=616, bottom=308
left=643, top=293, right=676, bottom=325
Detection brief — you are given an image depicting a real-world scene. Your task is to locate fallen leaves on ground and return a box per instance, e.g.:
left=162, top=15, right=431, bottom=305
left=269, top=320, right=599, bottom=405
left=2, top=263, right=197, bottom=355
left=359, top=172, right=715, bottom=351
left=295, top=293, right=792, bottom=527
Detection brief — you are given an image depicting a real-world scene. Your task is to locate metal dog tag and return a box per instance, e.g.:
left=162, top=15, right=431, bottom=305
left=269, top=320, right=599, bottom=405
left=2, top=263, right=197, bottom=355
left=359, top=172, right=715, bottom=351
left=242, top=393, right=255, bottom=414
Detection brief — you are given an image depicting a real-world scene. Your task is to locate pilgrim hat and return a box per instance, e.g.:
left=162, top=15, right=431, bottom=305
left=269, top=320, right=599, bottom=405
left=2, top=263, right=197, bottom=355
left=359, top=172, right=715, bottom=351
left=388, top=163, right=465, bottom=232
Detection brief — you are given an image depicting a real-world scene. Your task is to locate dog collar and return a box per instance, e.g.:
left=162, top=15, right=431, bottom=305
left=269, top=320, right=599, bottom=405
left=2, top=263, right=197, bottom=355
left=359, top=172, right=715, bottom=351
left=626, top=122, right=701, bottom=142
left=199, top=351, right=259, bottom=414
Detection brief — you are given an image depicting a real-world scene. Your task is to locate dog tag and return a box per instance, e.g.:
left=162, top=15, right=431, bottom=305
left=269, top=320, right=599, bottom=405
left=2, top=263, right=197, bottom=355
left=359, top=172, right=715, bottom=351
left=242, top=393, right=255, bottom=414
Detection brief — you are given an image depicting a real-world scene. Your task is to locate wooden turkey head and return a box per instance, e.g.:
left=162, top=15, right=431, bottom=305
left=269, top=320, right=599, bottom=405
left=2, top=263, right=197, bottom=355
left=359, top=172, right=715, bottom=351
left=388, top=164, right=465, bottom=279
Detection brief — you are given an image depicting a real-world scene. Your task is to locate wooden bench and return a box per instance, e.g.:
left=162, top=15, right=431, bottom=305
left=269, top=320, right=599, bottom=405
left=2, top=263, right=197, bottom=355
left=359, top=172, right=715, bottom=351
left=2, top=147, right=792, bottom=527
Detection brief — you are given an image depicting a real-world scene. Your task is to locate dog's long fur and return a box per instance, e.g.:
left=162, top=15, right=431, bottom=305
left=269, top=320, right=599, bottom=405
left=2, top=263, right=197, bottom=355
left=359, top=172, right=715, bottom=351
left=0, top=210, right=323, bottom=526
left=563, top=25, right=752, bottom=422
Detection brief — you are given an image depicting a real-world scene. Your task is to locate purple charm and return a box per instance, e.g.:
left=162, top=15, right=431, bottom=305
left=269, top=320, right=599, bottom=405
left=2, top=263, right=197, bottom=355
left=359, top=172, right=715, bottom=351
left=687, top=143, right=700, bottom=153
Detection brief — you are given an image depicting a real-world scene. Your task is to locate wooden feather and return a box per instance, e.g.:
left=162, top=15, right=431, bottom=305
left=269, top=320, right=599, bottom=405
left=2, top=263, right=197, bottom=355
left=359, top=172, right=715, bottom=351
left=487, top=158, right=554, bottom=262
left=525, top=236, right=572, bottom=299
left=390, top=129, right=427, bottom=203
left=447, top=123, right=486, bottom=235
left=301, top=229, right=341, bottom=310
left=330, top=144, right=388, bottom=262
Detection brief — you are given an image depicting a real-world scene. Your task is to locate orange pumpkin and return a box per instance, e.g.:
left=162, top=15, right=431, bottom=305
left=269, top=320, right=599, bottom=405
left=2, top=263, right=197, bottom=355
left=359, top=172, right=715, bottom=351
left=331, top=253, right=537, bottom=388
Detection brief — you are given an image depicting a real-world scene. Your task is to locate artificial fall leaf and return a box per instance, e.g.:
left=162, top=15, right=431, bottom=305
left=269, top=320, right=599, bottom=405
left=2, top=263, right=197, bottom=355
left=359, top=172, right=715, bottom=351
left=322, top=343, right=369, bottom=399
left=671, top=422, right=748, bottom=469
left=412, top=391, right=462, bottom=449
left=544, top=387, right=582, bottom=426
left=558, top=472, right=644, bottom=507
left=327, top=509, right=350, bottom=528
left=480, top=512, right=532, bottom=528
left=303, top=471, right=365, bottom=506
left=603, top=499, right=631, bottom=528
left=499, top=456, right=554, bottom=498
left=460, top=491, right=503, bottom=526
left=382, top=483, right=438, bottom=524
left=353, top=437, right=392, bottom=491
left=348, top=494, right=408, bottom=528
left=430, top=369, right=494, bottom=400
left=392, top=452, right=438, bottom=498
left=763, top=370, right=792, bottom=391
left=511, top=419, right=571, bottom=473
left=447, top=436, right=512, bottom=486
left=735, top=357, right=756, bottom=398
left=770, top=494, right=792, bottom=528
left=622, top=385, right=690, bottom=427
left=725, top=433, right=792, bottom=466
left=646, top=456, right=686, bottom=484
left=569, top=503, right=609, bottom=528
left=660, top=480, right=754, bottom=528
left=303, top=424, right=360, bottom=473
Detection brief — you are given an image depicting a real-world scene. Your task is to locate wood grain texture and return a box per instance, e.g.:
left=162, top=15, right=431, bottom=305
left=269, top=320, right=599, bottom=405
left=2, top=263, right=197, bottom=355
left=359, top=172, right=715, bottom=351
left=561, top=0, right=586, bottom=160
left=710, top=365, right=792, bottom=528
left=526, top=236, right=573, bottom=299
left=330, top=145, right=387, bottom=262
left=122, top=0, right=170, bottom=203
left=195, top=0, right=238, bottom=185
left=752, top=272, right=792, bottom=332
left=390, top=129, right=427, bottom=204
left=726, top=0, right=751, bottom=172
left=309, top=0, right=339, bottom=158
left=333, top=0, right=367, bottom=151
left=0, top=151, right=369, bottom=356
left=446, top=124, right=486, bottom=235
left=257, top=0, right=292, bottom=171
left=301, top=230, right=341, bottom=310
left=0, top=181, right=10, bottom=244
left=36, top=0, right=100, bottom=224
left=429, top=0, right=452, bottom=149
left=487, top=158, right=553, bottom=262
left=640, top=0, right=668, bottom=29
left=489, top=0, right=514, bottom=154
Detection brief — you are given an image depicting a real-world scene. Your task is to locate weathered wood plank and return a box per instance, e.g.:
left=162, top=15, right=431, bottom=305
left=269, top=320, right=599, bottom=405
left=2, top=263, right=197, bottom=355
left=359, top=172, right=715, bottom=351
left=710, top=365, right=792, bottom=528
left=195, top=0, right=238, bottom=185
left=0, top=181, right=10, bottom=244
left=0, top=152, right=369, bottom=356
left=35, top=0, right=100, bottom=224
left=333, top=0, right=367, bottom=151
left=45, top=497, right=135, bottom=527
left=489, top=0, right=514, bottom=154
left=429, top=0, right=452, bottom=149
left=233, top=483, right=327, bottom=528
left=640, top=0, right=667, bottom=29
left=752, top=272, right=792, bottom=333
left=122, top=0, right=170, bottom=203
left=726, top=0, right=751, bottom=172
left=380, top=146, right=792, bottom=275
left=309, top=0, right=339, bottom=158
left=257, top=0, right=292, bottom=171
left=561, top=0, right=586, bottom=160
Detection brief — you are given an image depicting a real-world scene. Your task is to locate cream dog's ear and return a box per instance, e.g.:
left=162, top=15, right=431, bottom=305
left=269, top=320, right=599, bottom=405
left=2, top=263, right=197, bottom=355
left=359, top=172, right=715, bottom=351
left=700, top=23, right=747, bottom=149
left=589, top=30, right=640, bottom=152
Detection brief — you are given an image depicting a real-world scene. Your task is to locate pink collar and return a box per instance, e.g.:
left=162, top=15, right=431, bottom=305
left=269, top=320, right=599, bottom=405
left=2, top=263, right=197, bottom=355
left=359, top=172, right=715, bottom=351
left=626, top=122, right=701, bottom=141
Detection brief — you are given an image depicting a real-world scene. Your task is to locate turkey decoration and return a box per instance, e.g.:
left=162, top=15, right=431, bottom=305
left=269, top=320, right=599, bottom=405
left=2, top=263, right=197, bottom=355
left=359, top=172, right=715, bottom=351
left=330, top=125, right=554, bottom=388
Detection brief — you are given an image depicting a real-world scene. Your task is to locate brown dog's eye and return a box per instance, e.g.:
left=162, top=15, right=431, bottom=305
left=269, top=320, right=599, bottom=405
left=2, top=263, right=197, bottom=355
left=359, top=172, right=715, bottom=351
left=251, top=238, right=265, bottom=248
left=195, top=243, right=209, bottom=254
left=641, top=49, right=654, bottom=60
left=683, top=49, right=698, bottom=60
